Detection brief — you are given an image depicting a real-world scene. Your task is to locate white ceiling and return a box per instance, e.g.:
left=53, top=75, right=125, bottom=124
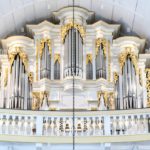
left=0, top=0, right=150, bottom=48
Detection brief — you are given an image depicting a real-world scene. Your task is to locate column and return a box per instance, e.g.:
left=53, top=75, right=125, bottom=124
left=119, top=75, right=123, bottom=109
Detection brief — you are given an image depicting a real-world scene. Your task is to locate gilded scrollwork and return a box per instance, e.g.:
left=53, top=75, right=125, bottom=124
left=8, top=47, right=28, bottom=72
left=119, top=47, right=138, bottom=74
left=145, top=68, right=150, bottom=107
left=86, top=54, right=92, bottom=64
left=61, top=22, right=85, bottom=43
left=54, top=54, right=60, bottom=64
left=40, top=38, right=51, bottom=58
left=32, top=91, right=49, bottom=110
left=4, top=68, right=8, bottom=87
left=95, top=38, right=107, bottom=57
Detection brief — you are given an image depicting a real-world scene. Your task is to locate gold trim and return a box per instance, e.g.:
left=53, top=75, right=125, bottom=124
left=61, top=22, right=85, bottom=43
left=54, top=54, right=60, bottom=64
left=145, top=68, right=150, bottom=107
left=40, top=38, right=51, bottom=58
left=119, top=47, right=138, bottom=74
left=95, top=38, right=107, bottom=57
left=4, top=68, right=8, bottom=87
left=8, top=47, right=28, bottom=72
left=86, top=54, right=92, bottom=64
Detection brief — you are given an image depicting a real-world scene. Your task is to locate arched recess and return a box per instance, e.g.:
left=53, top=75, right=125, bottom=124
left=8, top=47, right=32, bottom=110
left=40, top=39, right=51, bottom=79
left=86, top=54, right=93, bottom=79
left=95, top=38, right=107, bottom=79
left=119, top=48, right=140, bottom=109
left=63, top=26, right=83, bottom=77
left=54, top=54, right=60, bottom=80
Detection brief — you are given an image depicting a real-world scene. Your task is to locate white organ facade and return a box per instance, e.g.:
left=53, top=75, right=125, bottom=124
left=0, top=6, right=150, bottom=150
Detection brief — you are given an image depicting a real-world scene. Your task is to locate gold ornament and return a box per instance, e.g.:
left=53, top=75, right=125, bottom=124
left=145, top=68, right=150, bottom=107
left=61, top=22, right=85, bottom=43
left=113, top=72, right=119, bottom=84
left=86, top=54, right=92, bottom=64
left=54, top=54, right=60, bottom=64
left=8, top=47, right=28, bottom=72
left=95, top=38, right=107, bottom=57
left=40, top=38, right=51, bottom=58
left=4, top=68, right=8, bottom=87
left=32, top=91, right=49, bottom=110
left=119, top=47, right=138, bottom=74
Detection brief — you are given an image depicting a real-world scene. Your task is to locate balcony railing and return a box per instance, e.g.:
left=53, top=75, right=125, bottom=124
left=0, top=108, right=149, bottom=138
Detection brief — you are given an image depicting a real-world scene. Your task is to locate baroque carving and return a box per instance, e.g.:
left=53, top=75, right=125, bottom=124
left=119, top=47, right=138, bottom=74
left=40, top=38, right=51, bottom=58
left=95, top=38, right=107, bottom=57
left=86, top=54, right=92, bottom=64
left=61, top=22, right=85, bottom=43
left=8, top=47, right=28, bottom=72
left=145, top=68, right=150, bottom=107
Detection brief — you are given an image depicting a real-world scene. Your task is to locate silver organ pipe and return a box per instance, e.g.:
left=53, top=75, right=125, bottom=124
left=122, top=57, right=137, bottom=109
left=64, top=28, right=83, bottom=77
left=40, top=43, right=51, bottom=79
left=54, top=60, right=60, bottom=80
left=7, top=55, right=32, bottom=110
left=96, top=43, right=106, bottom=79
left=86, top=61, right=93, bottom=79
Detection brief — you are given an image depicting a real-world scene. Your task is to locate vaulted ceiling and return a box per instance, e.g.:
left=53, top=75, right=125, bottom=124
left=0, top=0, right=150, bottom=49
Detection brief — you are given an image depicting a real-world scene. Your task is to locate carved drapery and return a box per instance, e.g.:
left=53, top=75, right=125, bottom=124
left=145, top=68, right=150, bottom=107
left=61, top=22, right=85, bottom=43
left=8, top=47, right=28, bottom=72
left=119, top=47, right=138, bottom=74
left=40, top=38, right=51, bottom=58
left=54, top=54, right=60, bottom=64
left=32, top=91, right=49, bottom=110
left=95, top=38, right=107, bottom=57
left=86, top=54, right=92, bottom=64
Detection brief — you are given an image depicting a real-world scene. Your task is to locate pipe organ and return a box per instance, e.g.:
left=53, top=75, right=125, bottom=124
left=0, top=6, right=148, bottom=111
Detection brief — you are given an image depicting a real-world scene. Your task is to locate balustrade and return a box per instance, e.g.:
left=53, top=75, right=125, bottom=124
left=0, top=110, right=149, bottom=137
